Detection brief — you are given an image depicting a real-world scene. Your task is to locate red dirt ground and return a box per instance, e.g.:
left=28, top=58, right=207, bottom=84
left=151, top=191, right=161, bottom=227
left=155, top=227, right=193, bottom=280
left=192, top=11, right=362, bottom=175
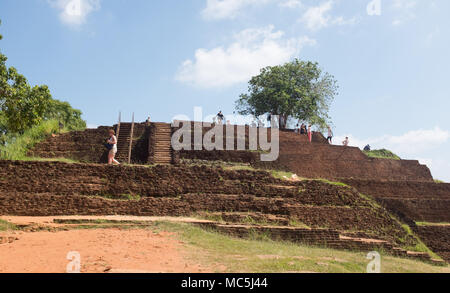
left=0, top=228, right=209, bottom=273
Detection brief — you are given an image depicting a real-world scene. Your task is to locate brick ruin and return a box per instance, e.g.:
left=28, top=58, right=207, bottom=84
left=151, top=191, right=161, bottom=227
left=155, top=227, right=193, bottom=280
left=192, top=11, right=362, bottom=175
left=4, top=121, right=448, bottom=263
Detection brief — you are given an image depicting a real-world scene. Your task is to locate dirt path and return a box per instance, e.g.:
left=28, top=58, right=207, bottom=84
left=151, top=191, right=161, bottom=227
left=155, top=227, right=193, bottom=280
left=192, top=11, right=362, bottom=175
left=1, top=215, right=211, bottom=227
left=0, top=226, right=209, bottom=273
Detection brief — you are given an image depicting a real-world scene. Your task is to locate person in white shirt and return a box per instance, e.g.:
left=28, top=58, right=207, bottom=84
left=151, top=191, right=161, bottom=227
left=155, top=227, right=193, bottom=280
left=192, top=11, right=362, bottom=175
left=342, top=137, right=349, bottom=147
left=107, top=129, right=120, bottom=165
left=327, top=126, right=334, bottom=144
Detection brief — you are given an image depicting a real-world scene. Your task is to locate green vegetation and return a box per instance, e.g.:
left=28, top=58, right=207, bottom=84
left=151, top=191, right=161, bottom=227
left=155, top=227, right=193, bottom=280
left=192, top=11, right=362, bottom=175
left=364, top=149, right=401, bottom=160
left=434, top=179, right=445, bottom=184
left=288, top=219, right=310, bottom=228
left=416, top=222, right=450, bottom=226
left=399, top=224, right=440, bottom=259
left=0, top=219, right=16, bottom=231
left=92, top=193, right=142, bottom=201
left=314, top=178, right=349, bottom=187
left=1, top=19, right=85, bottom=145
left=235, top=59, right=338, bottom=129
left=152, top=222, right=449, bottom=273
left=224, top=165, right=255, bottom=172
left=24, top=157, right=80, bottom=164
left=270, top=170, right=296, bottom=180
left=0, top=120, right=61, bottom=160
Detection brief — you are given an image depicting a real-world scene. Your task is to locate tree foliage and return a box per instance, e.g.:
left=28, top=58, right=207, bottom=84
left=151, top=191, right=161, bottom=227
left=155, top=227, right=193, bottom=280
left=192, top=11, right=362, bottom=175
left=0, top=19, right=85, bottom=138
left=235, top=59, right=338, bottom=129
left=44, top=99, right=86, bottom=131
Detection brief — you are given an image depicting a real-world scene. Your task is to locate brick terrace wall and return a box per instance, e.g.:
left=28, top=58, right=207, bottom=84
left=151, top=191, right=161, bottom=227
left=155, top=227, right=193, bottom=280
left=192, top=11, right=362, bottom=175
left=275, top=144, right=433, bottom=182
left=172, top=121, right=433, bottom=182
left=30, top=124, right=151, bottom=164
left=0, top=160, right=414, bottom=246
left=29, top=127, right=111, bottom=163
left=30, top=121, right=433, bottom=182
left=201, top=224, right=408, bottom=254
left=174, top=122, right=326, bottom=163
left=342, top=179, right=450, bottom=223
left=416, top=226, right=450, bottom=262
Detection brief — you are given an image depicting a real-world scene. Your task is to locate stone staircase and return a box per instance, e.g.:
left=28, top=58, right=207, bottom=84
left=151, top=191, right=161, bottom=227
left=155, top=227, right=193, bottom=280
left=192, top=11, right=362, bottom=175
left=116, top=123, right=133, bottom=162
left=195, top=222, right=439, bottom=264
left=153, top=123, right=172, bottom=164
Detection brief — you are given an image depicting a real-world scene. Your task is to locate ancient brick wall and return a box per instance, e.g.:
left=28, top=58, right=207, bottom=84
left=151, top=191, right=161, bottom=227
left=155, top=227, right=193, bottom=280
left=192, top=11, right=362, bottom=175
left=30, top=124, right=150, bottom=164
left=0, top=160, right=416, bottom=248
left=29, top=127, right=111, bottom=163
left=30, top=122, right=434, bottom=182
left=172, top=121, right=433, bottom=182
left=342, top=179, right=450, bottom=223
left=275, top=144, right=433, bottom=182
left=416, top=226, right=450, bottom=262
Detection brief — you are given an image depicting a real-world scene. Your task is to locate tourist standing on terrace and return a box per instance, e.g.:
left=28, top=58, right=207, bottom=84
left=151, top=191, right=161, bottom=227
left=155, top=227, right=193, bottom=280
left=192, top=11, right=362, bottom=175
left=217, top=111, right=225, bottom=125
left=342, top=137, right=349, bottom=147
left=107, top=129, right=120, bottom=165
left=300, top=123, right=306, bottom=135
left=327, top=126, right=334, bottom=144
left=308, top=125, right=312, bottom=142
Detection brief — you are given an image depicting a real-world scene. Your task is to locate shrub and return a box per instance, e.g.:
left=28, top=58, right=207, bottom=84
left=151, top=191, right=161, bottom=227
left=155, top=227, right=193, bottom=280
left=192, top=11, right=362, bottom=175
left=364, top=149, right=401, bottom=160
left=0, top=120, right=60, bottom=160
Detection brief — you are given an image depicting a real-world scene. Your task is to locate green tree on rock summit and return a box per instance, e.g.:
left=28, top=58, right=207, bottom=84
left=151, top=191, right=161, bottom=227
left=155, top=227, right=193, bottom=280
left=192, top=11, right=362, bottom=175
left=235, top=59, right=338, bottom=130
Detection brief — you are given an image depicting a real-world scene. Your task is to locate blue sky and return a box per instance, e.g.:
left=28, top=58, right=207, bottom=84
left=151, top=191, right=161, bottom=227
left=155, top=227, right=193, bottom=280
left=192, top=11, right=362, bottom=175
left=1, top=0, right=449, bottom=180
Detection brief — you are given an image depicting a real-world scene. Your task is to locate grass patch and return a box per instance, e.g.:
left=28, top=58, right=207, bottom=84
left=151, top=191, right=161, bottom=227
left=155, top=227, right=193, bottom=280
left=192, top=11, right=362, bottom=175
left=434, top=179, right=446, bottom=184
left=364, top=149, right=401, bottom=160
left=314, top=179, right=349, bottom=187
left=193, top=212, right=226, bottom=223
left=270, top=170, right=296, bottom=180
left=0, top=219, right=17, bottom=231
left=288, top=219, right=310, bottom=229
left=399, top=224, right=442, bottom=260
left=416, top=222, right=450, bottom=227
left=224, top=165, right=256, bottom=171
left=90, top=193, right=142, bottom=201
left=21, top=157, right=80, bottom=164
left=150, top=221, right=449, bottom=273
left=0, top=120, right=78, bottom=161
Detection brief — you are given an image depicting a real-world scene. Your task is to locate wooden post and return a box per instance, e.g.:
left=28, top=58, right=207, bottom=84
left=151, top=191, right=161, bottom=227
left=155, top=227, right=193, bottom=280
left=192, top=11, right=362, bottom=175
left=128, top=112, right=135, bottom=164
left=116, top=112, right=121, bottom=141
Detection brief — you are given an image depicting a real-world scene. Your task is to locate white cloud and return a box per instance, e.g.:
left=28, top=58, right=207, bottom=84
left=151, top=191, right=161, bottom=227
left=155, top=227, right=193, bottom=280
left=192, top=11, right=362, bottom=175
left=335, top=127, right=450, bottom=157
left=202, top=0, right=270, bottom=20
left=48, top=0, right=101, bottom=27
left=300, top=1, right=357, bottom=31
left=176, top=25, right=316, bottom=88
left=279, top=0, right=302, bottom=9
left=301, top=1, right=333, bottom=31
left=391, top=0, right=417, bottom=26
left=424, top=160, right=450, bottom=182
left=334, top=127, right=450, bottom=181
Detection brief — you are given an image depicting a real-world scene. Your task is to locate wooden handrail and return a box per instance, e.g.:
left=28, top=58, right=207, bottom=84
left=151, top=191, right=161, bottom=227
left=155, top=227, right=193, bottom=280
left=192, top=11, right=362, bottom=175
left=127, top=112, right=135, bottom=164
left=116, top=112, right=121, bottom=141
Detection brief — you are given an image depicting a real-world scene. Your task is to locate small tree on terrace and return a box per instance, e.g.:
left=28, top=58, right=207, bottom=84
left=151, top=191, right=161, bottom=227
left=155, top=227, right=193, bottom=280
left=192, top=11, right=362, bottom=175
left=235, top=59, right=338, bottom=129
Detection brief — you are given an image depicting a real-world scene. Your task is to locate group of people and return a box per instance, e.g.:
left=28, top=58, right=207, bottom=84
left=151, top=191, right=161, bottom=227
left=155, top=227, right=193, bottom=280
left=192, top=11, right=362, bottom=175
left=296, top=123, right=313, bottom=142
left=295, top=123, right=350, bottom=147
left=104, top=113, right=354, bottom=166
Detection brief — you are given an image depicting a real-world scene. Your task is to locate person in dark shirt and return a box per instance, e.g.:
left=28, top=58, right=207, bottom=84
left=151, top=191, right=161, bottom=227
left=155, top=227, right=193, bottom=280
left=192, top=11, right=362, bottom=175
left=217, top=111, right=225, bottom=125
left=300, top=124, right=306, bottom=135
